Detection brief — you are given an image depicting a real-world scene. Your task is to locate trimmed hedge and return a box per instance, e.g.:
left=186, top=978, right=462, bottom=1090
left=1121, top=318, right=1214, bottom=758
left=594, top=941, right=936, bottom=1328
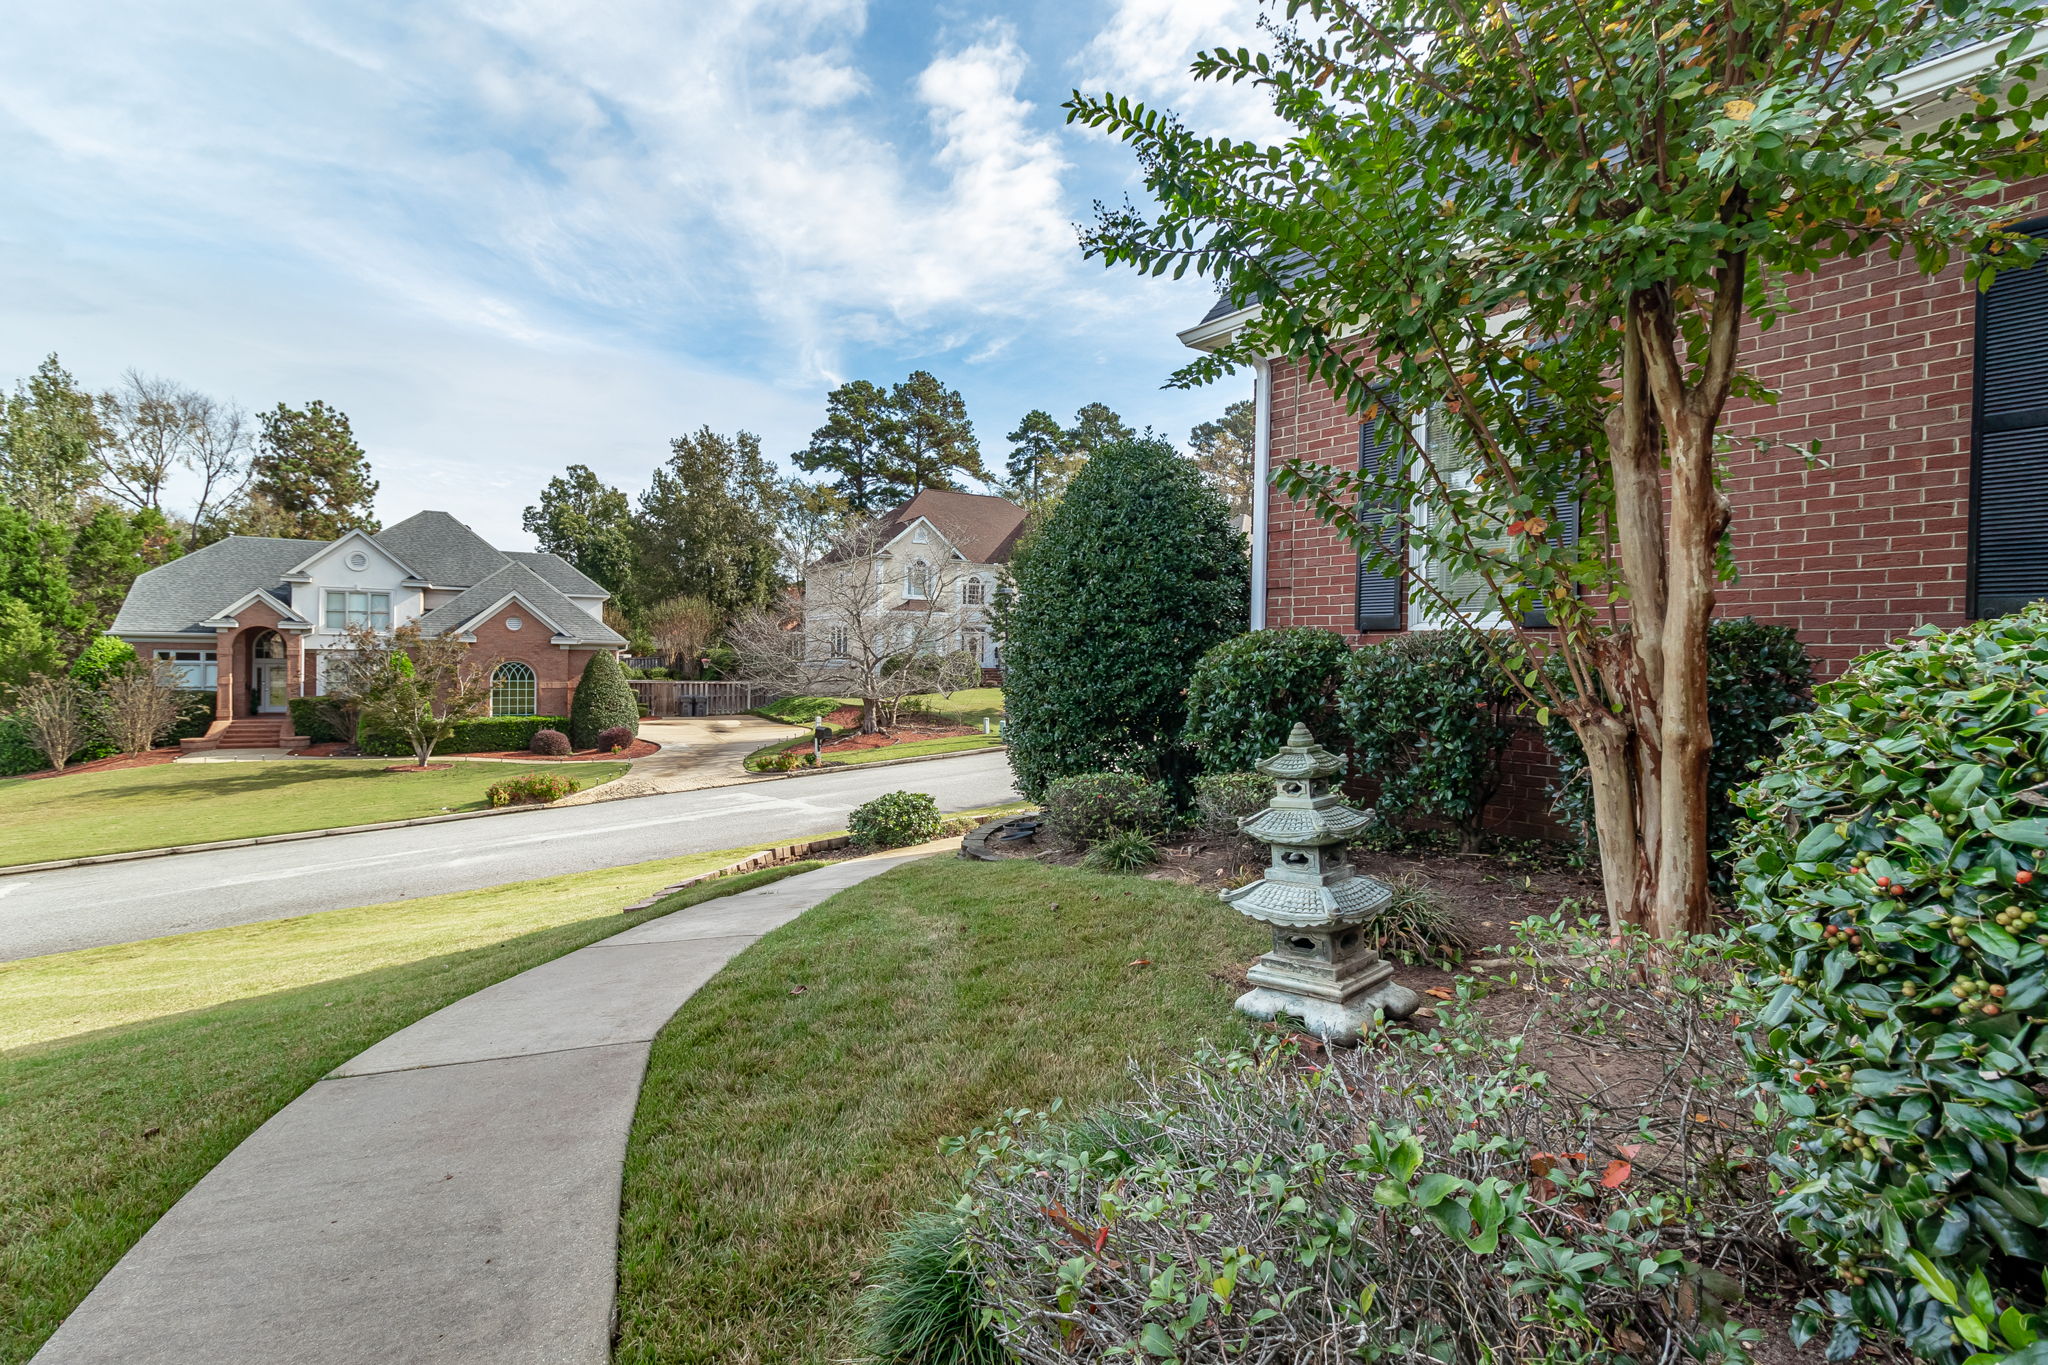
left=569, top=653, right=639, bottom=749
left=287, top=695, right=352, bottom=744
left=358, top=713, right=570, bottom=757
left=1183, top=628, right=1350, bottom=773
left=995, top=435, right=1248, bottom=800
left=1340, top=632, right=1518, bottom=850
left=1543, top=617, right=1811, bottom=874
left=1732, top=606, right=2048, bottom=1361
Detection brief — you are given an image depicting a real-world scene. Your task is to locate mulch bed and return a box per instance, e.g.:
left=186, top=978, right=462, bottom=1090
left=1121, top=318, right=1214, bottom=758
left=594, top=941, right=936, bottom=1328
left=813, top=705, right=980, bottom=756
left=6, top=748, right=184, bottom=782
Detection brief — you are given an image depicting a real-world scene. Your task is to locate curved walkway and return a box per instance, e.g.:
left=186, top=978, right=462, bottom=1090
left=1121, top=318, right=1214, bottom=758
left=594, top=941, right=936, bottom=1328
left=31, top=847, right=945, bottom=1365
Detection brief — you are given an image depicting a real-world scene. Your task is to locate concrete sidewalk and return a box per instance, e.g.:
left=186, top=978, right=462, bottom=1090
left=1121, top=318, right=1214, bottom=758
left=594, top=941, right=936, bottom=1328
left=31, top=847, right=947, bottom=1365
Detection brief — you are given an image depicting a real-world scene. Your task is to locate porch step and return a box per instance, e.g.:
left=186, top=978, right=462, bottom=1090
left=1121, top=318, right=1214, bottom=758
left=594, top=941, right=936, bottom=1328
left=215, top=719, right=293, bottom=749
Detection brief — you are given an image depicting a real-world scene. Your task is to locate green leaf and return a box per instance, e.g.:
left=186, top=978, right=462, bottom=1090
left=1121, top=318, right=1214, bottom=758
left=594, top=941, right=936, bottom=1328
left=1993, top=818, right=2048, bottom=848
left=1931, top=765, right=1987, bottom=815
left=1413, top=1172, right=1463, bottom=1209
left=1140, top=1322, right=1176, bottom=1357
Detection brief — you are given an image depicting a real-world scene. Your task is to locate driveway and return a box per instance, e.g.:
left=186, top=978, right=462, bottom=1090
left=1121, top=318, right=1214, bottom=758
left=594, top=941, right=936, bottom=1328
left=553, top=714, right=807, bottom=803
left=0, top=751, right=1017, bottom=962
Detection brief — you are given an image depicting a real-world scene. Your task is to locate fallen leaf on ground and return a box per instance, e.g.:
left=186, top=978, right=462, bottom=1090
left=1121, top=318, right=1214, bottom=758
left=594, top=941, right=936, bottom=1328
left=1127, top=959, right=1152, bottom=967
left=1425, top=987, right=1455, bottom=1000
left=789, top=985, right=808, bottom=996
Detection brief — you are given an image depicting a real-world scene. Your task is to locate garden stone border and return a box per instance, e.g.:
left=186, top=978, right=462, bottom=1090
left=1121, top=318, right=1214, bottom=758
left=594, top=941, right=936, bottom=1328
left=960, top=810, right=1043, bottom=861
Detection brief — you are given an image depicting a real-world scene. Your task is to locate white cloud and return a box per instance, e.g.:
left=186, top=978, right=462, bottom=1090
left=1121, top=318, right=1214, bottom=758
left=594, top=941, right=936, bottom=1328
left=1071, top=0, right=1289, bottom=143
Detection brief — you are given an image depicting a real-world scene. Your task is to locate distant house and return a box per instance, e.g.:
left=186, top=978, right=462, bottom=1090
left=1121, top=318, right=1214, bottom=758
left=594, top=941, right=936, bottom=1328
left=804, top=488, right=1027, bottom=681
left=109, top=510, right=626, bottom=749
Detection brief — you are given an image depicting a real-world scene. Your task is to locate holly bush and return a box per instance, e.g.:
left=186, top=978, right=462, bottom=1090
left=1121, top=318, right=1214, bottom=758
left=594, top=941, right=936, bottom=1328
left=849, top=790, right=943, bottom=850
left=1182, top=627, right=1351, bottom=773
left=1547, top=618, right=1811, bottom=878
left=993, top=435, right=1247, bottom=801
left=1731, top=607, right=2048, bottom=1363
left=568, top=652, right=639, bottom=748
left=1339, top=631, right=1517, bottom=850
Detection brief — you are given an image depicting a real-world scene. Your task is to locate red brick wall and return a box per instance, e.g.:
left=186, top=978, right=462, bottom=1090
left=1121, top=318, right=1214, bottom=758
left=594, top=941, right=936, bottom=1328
left=461, top=610, right=602, bottom=717
left=1264, top=181, right=2048, bottom=836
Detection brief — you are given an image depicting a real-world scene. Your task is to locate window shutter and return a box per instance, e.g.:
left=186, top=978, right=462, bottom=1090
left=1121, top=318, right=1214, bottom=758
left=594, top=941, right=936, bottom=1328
left=1972, top=220, right=2048, bottom=619
left=1355, top=409, right=1404, bottom=632
left=1518, top=490, right=1581, bottom=629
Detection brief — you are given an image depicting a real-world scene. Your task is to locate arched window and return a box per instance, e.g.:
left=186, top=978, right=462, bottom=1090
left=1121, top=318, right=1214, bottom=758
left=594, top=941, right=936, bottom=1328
left=491, top=661, right=537, bottom=716
left=251, top=630, right=285, bottom=659
left=905, top=560, right=931, bottom=599
left=961, top=577, right=986, bottom=606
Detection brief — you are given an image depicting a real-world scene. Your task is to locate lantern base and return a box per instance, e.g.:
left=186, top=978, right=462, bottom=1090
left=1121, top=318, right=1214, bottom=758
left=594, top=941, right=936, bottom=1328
left=1234, top=947, right=1421, bottom=1044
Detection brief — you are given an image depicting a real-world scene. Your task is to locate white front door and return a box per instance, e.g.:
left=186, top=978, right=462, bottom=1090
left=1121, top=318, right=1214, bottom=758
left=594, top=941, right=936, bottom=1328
left=252, top=661, right=287, bottom=713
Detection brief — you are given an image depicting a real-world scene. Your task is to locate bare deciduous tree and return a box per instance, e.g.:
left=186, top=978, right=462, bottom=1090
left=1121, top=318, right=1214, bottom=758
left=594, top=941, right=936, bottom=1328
left=16, top=673, right=91, bottom=771
left=95, top=371, right=251, bottom=547
left=97, top=658, right=189, bottom=756
left=730, top=520, right=971, bottom=733
left=640, top=595, right=721, bottom=675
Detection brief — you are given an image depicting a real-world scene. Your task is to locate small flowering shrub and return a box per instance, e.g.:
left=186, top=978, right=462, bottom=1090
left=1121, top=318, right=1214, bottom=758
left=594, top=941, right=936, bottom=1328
left=529, top=728, right=572, bottom=756
left=1040, top=772, right=1174, bottom=849
left=1191, top=770, right=1270, bottom=837
left=596, top=725, right=635, bottom=753
left=486, top=772, right=579, bottom=806
left=1731, top=606, right=2048, bottom=1363
left=849, top=790, right=943, bottom=849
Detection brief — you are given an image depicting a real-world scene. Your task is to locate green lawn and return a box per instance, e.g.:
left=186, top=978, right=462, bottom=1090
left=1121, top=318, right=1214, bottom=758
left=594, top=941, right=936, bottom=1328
left=745, top=730, right=1003, bottom=772
left=612, top=857, right=1262, bottom=1364
left=0, top=851, right=820, bottom=1364
left=755, top=687, right=1005, bottom=728
left=0, top=758, right=629, bottom=868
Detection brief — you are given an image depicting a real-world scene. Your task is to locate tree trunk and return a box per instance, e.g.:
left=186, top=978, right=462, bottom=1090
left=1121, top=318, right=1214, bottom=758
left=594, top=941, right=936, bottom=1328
left=859, top=696, right=878, bottom=734
left=1653, top=420, right=1720, bottom=937
left=1570, top=702, right=1655, bottom=931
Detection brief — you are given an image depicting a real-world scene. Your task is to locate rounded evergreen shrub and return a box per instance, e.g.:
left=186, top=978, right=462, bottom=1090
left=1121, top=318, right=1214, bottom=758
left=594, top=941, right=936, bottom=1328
left=1546, top=617, right=1811, bottom=876
left=1191, top=771, right=1270, bottom=837
left=849, top=790, right=943, bottom=849
left=1339, top=632, right=1517, bottom=850
left=1731, top=607, right=2048, bottom=1362
left=994, top=436, right=1248, bottom=801
left=1041, top=772, right=1174, bottom=849
left=595, top=724, right=635, bottom=753
left=568, top=652, right=639, bottom=748
left=529, top=728, right=571, bottom=756
left=1182, top=628, right=1350, bottom=774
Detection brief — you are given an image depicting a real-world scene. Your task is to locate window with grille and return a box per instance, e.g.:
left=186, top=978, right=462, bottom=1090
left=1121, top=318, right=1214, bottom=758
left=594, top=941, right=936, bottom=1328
left=905, top=561, right=931, bottom=599
left=491, top=661, right=537, bottom=715
left=829, top=625, right=850, bottom=657
left=961, top=578, right=986, bottom=605
left=324, top=590, right=391, bottom=630
left=153, top=649, right=218, bottom=688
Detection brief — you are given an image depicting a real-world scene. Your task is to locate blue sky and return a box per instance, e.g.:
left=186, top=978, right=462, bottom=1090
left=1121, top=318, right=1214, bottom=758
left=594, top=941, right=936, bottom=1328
left=0, top=0, right=1279, bottom=545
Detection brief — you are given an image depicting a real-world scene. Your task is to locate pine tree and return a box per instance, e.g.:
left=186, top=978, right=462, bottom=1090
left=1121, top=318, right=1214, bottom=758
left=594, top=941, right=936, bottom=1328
left=245, top=400, right=379, bottom=539
left=630, top=427, right=784, bottom=618
left=0, top=355, right=106, bottom=522
left=793, top=380, right=907, bottom=514
left=1003, top=409, right=1066, bottom=506
left=886, top=370, right=985, bottom=493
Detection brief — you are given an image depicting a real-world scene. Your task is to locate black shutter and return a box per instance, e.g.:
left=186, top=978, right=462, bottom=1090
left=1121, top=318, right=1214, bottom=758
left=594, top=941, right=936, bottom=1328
left=1972, top=219, right=2048, bottom=619
left=1518, top=489, right=1581, bottom=629
left=1355, top=409, right=1403, bottom=632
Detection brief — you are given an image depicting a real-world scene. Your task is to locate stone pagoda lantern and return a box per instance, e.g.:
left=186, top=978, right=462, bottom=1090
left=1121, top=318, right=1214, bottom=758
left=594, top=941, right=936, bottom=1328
left=1222, top=722, right=1419, bottom=1042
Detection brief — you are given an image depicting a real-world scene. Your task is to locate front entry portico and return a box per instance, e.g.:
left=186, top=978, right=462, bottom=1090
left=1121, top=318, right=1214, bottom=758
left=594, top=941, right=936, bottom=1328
left=248, top=630, right=289, bottom=715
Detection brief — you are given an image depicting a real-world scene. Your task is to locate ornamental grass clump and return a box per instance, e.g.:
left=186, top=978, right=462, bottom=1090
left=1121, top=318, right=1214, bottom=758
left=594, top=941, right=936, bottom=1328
left=1080, top=829, right=1160, bottom=874
left=1731, top=606, right=2048, bottom=1363
left=944, top=919, right=1775, bottom=1364
left=1363, top=876, right=1466, bottom=966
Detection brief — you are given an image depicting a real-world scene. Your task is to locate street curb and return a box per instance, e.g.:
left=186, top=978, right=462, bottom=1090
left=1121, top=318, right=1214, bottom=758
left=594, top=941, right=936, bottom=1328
left=0, top=747, right=1014, bottom=878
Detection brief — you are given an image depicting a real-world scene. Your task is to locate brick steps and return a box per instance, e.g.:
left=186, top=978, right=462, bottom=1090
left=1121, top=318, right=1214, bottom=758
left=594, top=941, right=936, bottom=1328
left=205, top=718, right=313, bottom=751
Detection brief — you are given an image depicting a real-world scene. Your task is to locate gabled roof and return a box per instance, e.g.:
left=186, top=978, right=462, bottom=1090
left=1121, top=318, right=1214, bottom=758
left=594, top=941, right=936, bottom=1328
left=110, top=536, right=324, bottom=638
left=869, top=489, right=1027, bottom=565
left=283, top=527, right=424, bottom=584
left=373, top=511, right=514, bottom=588
left=412, top=562, right=626, bottom=647
left=200, top=588, right=313, bottom=630
left=507, top=551, right=607, bottom=598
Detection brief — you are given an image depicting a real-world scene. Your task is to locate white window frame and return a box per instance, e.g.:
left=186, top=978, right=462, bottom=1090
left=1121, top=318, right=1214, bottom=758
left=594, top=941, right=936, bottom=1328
left=1405, top=407, right=1510, bottom=632
left=153, top=649, right=218, bottom=689
left=324, top=590, right=392, bottom=631
left=904, top=560, right=931, bottom=600
left=828, top=625, right=850, bottom=658
left=490, top=661, right=538, bottom=716
left=961, top=577, right=986, bottom=606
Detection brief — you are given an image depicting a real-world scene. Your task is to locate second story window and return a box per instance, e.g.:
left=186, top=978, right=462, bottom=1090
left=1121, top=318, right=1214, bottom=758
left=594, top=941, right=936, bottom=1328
left=324, top=590, right=391, bottom=630
left=961, top=577, right=986, bottom=605
left=905, top=561, right=931, bottom=599
left=829, top=625, right=850, bottom=657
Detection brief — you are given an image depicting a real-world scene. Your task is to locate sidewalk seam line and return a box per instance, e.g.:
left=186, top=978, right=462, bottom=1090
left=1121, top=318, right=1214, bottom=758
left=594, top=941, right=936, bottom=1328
left=326, top=1036, right=657, bottom=1081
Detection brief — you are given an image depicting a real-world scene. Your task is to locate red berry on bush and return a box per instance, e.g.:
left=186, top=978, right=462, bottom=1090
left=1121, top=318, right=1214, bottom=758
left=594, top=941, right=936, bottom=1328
left=2019, top=870, right=2035, bottom=886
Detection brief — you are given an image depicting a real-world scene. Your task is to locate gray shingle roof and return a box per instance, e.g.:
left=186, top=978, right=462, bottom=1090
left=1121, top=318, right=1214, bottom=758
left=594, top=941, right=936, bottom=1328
left=507, top=551, right=607, bottom=598
left=413, top=562, right=627, bottom=646
left=373, top=511, right=514, bottom=588
left=111, top=537, right=325, bottom=637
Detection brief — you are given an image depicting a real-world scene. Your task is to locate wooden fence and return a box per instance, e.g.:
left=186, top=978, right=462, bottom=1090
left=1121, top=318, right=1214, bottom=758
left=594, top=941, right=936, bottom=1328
left=629, top=680, right=777, bottom=717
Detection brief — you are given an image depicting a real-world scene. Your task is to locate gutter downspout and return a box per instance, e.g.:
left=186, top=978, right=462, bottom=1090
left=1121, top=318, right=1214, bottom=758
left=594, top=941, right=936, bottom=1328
left=1249, top=357, right=1273, bottom=631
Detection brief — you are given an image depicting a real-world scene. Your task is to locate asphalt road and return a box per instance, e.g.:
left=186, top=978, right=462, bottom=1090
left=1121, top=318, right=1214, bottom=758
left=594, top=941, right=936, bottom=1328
left=0, top=751, right=1018, bottom=962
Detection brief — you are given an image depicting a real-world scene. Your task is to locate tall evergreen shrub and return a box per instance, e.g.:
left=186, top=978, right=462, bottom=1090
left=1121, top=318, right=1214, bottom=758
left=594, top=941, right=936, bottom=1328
left=993, top=436, right=1248, bottom=800
left=568, top=653, right=639, bottom=748
left=1183, top=627, right=1350, bottom=773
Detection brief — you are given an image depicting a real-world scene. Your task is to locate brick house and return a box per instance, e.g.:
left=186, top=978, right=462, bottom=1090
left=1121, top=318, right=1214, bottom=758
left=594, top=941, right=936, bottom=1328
left=803, top=488, right=1026, bottom=683
left=110, top=510, right=626, bottom=749
left=1179, top=38, right=2048, bottom=834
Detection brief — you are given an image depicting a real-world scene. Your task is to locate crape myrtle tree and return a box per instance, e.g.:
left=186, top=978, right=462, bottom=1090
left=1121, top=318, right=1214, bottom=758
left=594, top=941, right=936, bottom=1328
left=1071, top=0, right=2048, bottom=936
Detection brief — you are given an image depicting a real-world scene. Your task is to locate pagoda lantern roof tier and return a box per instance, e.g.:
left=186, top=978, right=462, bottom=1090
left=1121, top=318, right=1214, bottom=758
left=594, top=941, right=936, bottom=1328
left=1238, top=803, right=1374, bottom=847
left=1254, top=723, right=1345, bottom=781
left=1222, top=874, right=1393, bottom=929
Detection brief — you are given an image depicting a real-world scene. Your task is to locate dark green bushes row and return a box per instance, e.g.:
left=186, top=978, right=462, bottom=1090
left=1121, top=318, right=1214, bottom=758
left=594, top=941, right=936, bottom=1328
left=290, top=697, right=573, bottom=756
left=1178, top=619, right=1813, bottom=861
